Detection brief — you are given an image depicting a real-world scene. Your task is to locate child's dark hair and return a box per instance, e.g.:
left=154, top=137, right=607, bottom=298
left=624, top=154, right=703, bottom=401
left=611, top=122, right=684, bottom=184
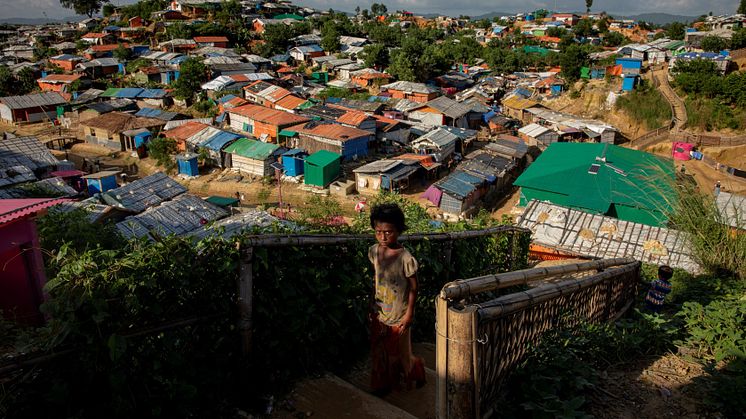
left=370, top=203, right=407, bottom=232
left=658, top=265, right=674, bottom=280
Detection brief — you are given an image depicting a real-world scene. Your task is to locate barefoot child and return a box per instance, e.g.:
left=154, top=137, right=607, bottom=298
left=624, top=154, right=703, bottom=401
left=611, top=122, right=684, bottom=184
left=368, top=203, right=426, bottom=396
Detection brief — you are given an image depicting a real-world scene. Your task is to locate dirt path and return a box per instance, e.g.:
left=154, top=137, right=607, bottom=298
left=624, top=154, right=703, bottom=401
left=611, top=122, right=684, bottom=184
left=590, top=353, right=709, bottom=419
left=652, top=67, right=687, bottom=130
left=646, top=144, right=746, bottom=195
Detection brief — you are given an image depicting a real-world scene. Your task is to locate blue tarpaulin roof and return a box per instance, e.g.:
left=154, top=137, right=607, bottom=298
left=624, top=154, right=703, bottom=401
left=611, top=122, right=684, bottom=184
left=135, top=107, right=178, bottom=120
left=139, top=89, right=167, bottom=98
left=436, top=171, right=483, bottom=199
left=170, top=56, right=189, bottom=65
left=283, top=148, right=306, bottom=157
left=199, top=130, right=242, bottom=151
left=217, top=94, right=237, bottom=103
left=116, top=88, right=144, bottom=98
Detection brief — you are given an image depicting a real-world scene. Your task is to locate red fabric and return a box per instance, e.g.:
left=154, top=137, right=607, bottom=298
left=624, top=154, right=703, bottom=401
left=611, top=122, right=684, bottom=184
left=369, top=316, right=425, bottom=393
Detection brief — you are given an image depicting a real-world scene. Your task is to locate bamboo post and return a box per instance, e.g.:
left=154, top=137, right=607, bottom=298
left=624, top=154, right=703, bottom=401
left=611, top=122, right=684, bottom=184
left=446, top=306, right=477, bottom=419
left=436, top=295, right=448, bottom=419
left=238, top=246, right=254, bottom=356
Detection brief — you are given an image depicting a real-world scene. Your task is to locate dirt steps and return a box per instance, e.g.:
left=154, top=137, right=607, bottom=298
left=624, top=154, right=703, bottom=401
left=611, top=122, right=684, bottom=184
left=272, top=374, right=417, bottom=419
left=273, top=342, right=438, bottom=419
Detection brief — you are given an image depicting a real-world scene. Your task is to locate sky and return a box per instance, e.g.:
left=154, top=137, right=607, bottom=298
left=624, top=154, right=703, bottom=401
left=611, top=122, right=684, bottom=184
left=3, top=0, right=742, bottom=20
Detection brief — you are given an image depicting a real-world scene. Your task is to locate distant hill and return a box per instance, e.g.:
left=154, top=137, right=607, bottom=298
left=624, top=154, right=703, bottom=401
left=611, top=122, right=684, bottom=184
left=619, top=13, right=697, bottom=25
left=0, top=17, right=77, bottom=25
left=470, top=11, right=517, bottom=20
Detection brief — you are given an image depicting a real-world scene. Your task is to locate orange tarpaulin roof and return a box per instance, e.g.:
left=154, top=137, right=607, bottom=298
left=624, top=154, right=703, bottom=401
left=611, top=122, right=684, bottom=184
left=606, top=64, right=623, bottom=76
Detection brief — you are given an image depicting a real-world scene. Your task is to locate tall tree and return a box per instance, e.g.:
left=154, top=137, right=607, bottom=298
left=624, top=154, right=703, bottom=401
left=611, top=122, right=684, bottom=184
left=586, top=0, right=593, bottom=14
left=59, top=0, right=110, bottom=18
left=361, top=43, right=389, bottom=69
left=739, top=0, right=746, bottom=14
left=16, top=67, right=37, bottom=95
left=0, top=66, right=13, bottom=96
left=172, top=58, right=207, bottom=101
left=559, top=44, right=588, bottom=82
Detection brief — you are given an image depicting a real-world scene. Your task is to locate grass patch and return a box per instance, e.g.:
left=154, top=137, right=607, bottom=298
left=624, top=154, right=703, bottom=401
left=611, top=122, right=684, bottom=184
left=615, top=80, right=672, bottom=131
left=684, top=97, right=746, bottom=131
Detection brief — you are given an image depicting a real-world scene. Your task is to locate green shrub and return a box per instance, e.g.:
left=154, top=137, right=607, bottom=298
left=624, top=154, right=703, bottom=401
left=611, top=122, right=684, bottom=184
left=615, top=80, right=672, bottom=130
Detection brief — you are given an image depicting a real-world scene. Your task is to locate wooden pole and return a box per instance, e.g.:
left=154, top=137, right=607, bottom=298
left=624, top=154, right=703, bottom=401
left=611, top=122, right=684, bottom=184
left=435, top=295, right=448, bottom=419
left=446, top=306, right=477, bottom=419
left=238, top=245, right=254, bottom=356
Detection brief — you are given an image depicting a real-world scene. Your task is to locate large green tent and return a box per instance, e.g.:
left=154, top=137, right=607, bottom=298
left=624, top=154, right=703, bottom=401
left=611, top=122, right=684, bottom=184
left=514, top=143, right=675, bottom=227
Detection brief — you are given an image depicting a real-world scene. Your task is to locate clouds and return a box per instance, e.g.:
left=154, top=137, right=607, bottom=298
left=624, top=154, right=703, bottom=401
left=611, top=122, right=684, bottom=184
left=4, top=0, right=741, bottom=19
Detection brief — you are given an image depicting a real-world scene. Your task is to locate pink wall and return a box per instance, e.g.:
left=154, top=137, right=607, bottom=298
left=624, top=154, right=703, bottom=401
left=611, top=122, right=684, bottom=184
left=0, top=218, right=48, bottom=324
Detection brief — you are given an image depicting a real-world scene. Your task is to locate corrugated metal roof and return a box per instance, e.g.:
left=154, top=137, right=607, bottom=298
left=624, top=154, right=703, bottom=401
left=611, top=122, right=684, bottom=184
left=0, top=198, right=71, bottom=226
left=417, top=96, right=471, bottom=119
left=0, top=92, right=66, bottom=109
left=290, top=121, right=371, bottom=142
left=412, top=128, right=459, bottom=148
left=381, top=81, right=440, bottom=94
left=230, top=104, right=309, bottom=126
left=163, top=121, right=211, bottom=141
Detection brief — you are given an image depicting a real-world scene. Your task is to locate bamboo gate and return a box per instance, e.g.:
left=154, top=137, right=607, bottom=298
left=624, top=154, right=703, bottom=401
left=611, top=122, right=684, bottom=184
left=435, top=258, right=641, bottom=419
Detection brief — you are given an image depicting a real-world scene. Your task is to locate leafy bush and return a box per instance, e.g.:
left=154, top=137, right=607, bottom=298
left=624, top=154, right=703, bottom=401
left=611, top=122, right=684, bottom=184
left=679, top=298, right=746, bottom=362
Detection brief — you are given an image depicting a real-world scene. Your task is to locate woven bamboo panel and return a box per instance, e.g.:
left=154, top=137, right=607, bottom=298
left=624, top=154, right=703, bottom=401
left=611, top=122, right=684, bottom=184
left=471, top=263, right=640, bottom=417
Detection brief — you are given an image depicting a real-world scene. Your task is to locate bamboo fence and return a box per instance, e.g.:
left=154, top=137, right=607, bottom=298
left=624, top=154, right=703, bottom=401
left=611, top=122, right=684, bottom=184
left=435, top=259, right=641, bottom=419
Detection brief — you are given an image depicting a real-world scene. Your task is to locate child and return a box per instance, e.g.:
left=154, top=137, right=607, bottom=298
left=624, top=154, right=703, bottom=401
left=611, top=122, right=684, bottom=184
left=645, top=265, right=674, bottom=312
left=368, top=203, right=426, bottom=396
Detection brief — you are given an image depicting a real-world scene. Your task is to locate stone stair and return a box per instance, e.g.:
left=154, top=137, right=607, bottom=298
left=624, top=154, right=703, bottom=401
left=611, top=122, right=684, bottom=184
left=272, top=343, right=438, bottom=419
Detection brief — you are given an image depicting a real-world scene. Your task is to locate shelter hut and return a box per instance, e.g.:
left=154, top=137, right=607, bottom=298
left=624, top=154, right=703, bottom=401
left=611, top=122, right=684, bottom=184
left=176, top=152, right=199, bottom=177
left=0, top=92, right=66, bottom=123
left=116, top=194, right=228, bottom=241
left=514, top=143, right=674, bottom=227
left=223, top=138, right=281, bottom=177
left=101, top=172, right=187, bottom=213
left=304, top=150, right=341, bottom=188
left=82, top=170, right=120, bottom=195
left=281, top=148, right=307, bottom=176
left=0, top=198, right=71, bottom=324
left=353, top=159, right=419, bottom=195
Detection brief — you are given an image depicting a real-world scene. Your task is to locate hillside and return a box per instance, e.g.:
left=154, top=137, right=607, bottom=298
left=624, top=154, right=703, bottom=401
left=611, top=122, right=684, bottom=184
left=542, top=78, right=651, bottom=140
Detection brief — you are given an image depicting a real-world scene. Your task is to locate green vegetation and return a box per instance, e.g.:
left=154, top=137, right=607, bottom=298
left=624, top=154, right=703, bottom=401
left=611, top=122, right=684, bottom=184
left=171, top=58, right=207, bottom=101
left=499, top=177, right=746, bottom=417
left=147, top=137, right=177, bottom=170
left=0, top=193, right=529, bottom=417
left=671, top=59, right=746, bottom=131
left=615, top=79, right=673, bottom=130
left=316, top=86, right=371, bottom=101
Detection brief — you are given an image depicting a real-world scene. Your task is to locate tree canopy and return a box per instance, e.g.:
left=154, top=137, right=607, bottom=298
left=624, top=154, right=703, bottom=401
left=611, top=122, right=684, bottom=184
left=172, top=58, right=208, bottom=100
left=59, top=0, right=110, bottom=18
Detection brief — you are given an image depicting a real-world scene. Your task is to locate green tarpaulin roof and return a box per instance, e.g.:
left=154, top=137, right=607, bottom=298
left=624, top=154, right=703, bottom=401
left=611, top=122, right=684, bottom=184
left=279, top=130, right=297, bottom=137
left=515, top=142, right=674, bottom=217
left=305, top=150, right=341, bottom=167
left=223, top=138, right=279, bottom=160
left=206, top=196, right=239, bottom=207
